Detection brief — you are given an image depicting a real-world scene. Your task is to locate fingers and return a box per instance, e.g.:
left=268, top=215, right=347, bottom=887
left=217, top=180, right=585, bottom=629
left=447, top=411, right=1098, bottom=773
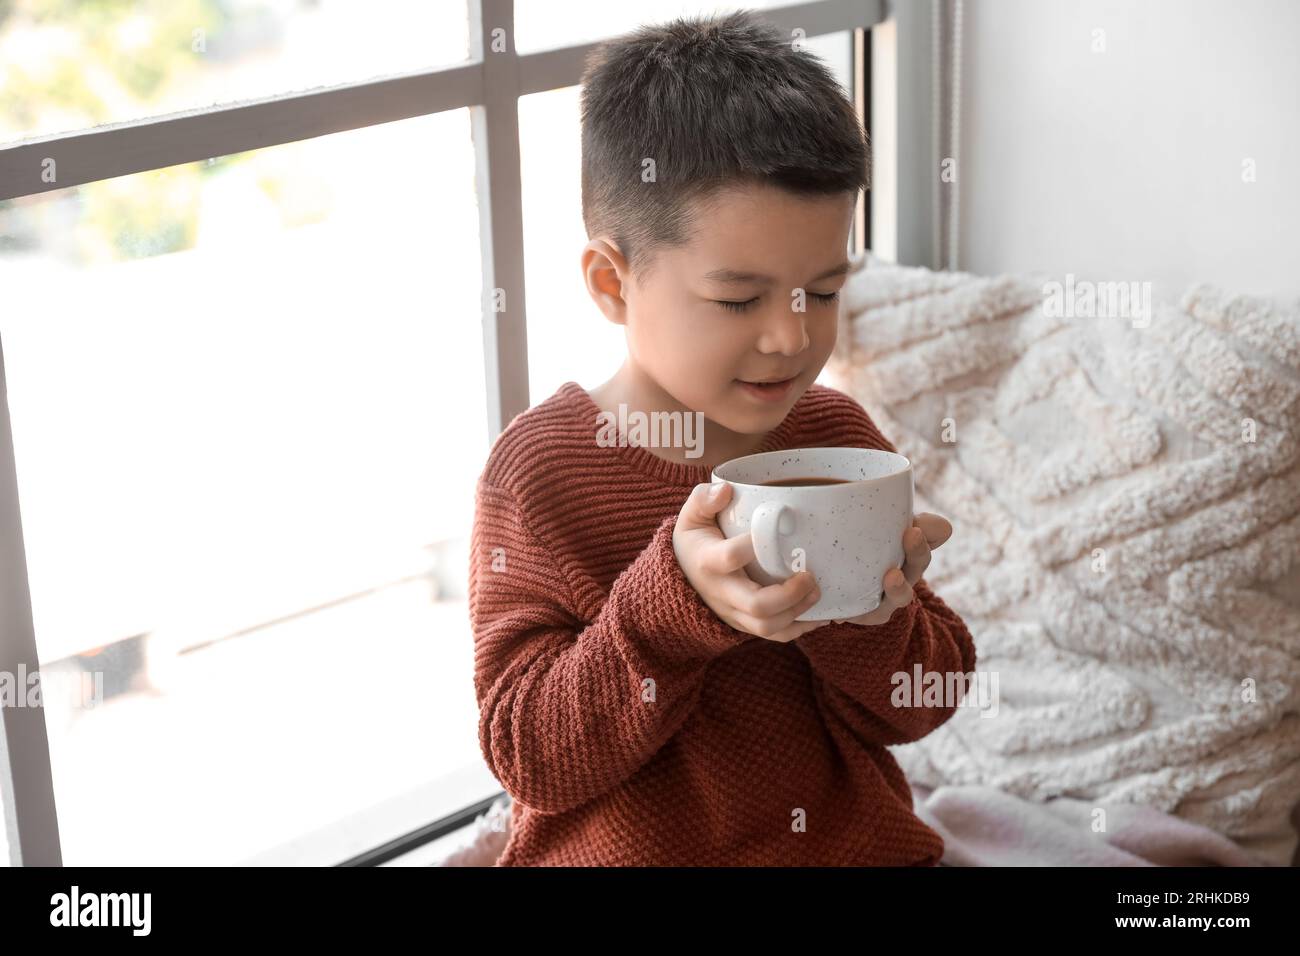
left=901, top=524, right=931, bottom=586
left=706, top=525, right=757, bottom=575
left=679, top=480, right=732, bottom=532
left=913, top=512, right=952, bottom=549
left=722, top=569, right=817, bottom=620
left=729, top=580, right=824, bottom=642
left=882, top=565, right=915, bottom=610
left=834, top=566, right=915, bottom=626
left=899, top=511, right=952, bottom=586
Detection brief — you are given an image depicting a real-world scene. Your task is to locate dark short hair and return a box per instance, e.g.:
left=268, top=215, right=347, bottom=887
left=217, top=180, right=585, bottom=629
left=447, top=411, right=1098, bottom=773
left=579, top=10, right=869, bottom=284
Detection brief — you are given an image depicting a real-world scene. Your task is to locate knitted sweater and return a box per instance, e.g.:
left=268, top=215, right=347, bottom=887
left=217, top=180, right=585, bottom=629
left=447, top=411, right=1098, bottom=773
left=468, top=380, right=977, bottom=866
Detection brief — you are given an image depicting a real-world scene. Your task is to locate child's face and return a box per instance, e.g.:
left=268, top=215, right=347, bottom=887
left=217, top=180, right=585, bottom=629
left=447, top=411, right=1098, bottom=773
left=617, top=181, right=854, bottom=435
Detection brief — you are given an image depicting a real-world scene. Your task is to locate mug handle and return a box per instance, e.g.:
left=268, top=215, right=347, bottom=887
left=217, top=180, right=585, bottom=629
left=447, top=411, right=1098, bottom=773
left=750, top=501, right=795, bottom=578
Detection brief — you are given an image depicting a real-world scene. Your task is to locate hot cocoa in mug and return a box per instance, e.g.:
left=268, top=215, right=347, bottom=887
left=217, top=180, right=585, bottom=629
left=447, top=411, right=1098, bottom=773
left=711, top=447, right=913, bottom=621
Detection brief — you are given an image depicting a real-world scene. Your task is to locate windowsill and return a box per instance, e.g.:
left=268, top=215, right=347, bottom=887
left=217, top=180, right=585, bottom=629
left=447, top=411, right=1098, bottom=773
left=240, top=761, right=503, bottom=866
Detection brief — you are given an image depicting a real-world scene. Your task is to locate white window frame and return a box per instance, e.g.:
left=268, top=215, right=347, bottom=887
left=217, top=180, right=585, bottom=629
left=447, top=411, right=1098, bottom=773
left=0, top=0, right=935, bottom=866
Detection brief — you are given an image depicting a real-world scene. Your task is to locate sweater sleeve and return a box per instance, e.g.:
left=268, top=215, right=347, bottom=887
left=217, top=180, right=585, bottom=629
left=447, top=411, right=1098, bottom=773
left=468, top=479, right=754, bottom=814
left=793, top=388, right=977, bottom=746
left=794, top=576, right=977, bottom=746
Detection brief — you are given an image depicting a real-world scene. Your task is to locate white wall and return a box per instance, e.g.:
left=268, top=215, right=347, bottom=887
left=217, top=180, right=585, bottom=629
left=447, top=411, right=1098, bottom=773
left=957, top=0, right=1299, bottom=302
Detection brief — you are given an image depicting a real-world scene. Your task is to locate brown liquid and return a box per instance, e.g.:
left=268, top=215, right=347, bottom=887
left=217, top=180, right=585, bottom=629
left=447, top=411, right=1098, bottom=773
left=757, top=476, right=853, bottom=487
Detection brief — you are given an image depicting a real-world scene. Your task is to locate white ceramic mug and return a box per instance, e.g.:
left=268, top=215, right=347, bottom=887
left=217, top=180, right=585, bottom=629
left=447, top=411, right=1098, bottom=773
left=711, top=447, right=914, bottom=621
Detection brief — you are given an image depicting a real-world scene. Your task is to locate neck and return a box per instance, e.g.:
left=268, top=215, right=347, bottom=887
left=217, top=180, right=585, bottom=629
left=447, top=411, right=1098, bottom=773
left=588, top=363, right=773, bottom=469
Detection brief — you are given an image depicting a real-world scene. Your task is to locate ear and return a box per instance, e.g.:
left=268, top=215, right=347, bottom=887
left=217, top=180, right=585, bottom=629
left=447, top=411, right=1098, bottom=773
left=582, top=239, right=630, bottom=327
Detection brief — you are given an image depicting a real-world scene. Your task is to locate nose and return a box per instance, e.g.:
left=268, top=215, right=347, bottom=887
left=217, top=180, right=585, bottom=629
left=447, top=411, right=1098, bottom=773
left=755, top=302, right=811, bottom=357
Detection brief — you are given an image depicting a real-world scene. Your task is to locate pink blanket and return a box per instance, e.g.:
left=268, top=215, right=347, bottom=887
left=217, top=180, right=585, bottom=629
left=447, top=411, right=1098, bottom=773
left=912, top=783, right=1294, bottom=867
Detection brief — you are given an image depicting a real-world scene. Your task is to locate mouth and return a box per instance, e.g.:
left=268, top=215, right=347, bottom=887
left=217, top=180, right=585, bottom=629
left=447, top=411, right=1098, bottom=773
left=735, top=375, right=798, bottom=401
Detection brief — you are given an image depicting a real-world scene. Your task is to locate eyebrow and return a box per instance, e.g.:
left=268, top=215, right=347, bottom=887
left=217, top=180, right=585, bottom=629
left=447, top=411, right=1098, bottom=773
left=702, top=261, right=852, bottom=286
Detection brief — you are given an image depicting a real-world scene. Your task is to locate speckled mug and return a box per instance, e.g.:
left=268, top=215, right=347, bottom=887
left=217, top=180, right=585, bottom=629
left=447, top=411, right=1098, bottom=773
left=711, top=447, right=913, bottom=621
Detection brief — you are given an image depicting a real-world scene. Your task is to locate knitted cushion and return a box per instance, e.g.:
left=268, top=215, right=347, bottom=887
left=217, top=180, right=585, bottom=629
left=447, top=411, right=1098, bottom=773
left=826, top=252, right=1300, bottom=866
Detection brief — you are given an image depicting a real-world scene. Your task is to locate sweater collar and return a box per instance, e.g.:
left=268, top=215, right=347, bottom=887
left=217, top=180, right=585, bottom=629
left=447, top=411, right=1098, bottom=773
left=559, top=380, right=806, bottom=488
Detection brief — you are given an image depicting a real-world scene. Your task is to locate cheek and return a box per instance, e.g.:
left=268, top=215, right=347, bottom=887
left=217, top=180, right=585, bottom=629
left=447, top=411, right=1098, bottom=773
left=809, top=311, right=838, bottom=355
left=629, top=312, right=693, bottom=363
left=820, top=318, right=839, bottom=353
left=632, top=304, right=737, bottom=367
left=687, top=321, right=753, bottom=380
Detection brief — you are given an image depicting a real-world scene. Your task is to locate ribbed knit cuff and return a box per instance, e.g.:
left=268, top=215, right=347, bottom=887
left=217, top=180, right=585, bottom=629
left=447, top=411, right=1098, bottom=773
left=609, top=515, right=754, bottom=657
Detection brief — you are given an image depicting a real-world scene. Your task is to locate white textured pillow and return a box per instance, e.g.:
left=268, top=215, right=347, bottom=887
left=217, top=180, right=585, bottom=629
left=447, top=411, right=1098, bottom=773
left=828, top=252, right=1300, bottom=866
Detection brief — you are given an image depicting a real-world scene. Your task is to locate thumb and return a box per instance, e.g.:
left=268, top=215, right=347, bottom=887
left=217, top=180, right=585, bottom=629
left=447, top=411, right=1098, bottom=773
left=684, top=480, right=731, bottom=526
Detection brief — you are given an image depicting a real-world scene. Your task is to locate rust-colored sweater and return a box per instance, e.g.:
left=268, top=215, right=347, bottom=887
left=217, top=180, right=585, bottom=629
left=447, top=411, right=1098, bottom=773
left=468, top=381, right=976, bottom=866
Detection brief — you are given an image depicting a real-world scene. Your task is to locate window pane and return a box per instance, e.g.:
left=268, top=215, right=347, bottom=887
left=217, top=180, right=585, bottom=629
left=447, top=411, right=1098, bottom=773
left=0, top=110, right=497, bottom=864
left=519, top=30, right=855, bottom=402
left=0, top=0, right=469, bottom=146
left=519, top=85, right=625, bottom=405
left=515, top=0, right=797, bottom=53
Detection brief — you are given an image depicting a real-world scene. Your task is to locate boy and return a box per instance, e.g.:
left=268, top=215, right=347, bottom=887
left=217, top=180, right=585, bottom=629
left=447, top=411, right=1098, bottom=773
left=468, top=11, right=976, bottom=866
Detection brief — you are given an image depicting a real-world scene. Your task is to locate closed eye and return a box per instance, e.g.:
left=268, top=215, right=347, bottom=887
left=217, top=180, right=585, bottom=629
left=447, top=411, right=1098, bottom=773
left=714, top=291, right=839, bottom=313
left=716, top=297, right=758, bottom=313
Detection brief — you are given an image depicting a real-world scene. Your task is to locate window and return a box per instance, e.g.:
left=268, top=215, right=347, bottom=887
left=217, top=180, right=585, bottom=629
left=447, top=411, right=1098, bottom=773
left=0, top=111, right=495, bottom=865
left=0, top=0, right=881, bottom=865
left=0, top=0, right=470, bottom=146
left=514, top=0, right=795, bottom=53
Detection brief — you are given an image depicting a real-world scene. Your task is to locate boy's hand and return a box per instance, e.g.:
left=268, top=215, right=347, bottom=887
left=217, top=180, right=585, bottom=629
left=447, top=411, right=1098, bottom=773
left=673, top=481, right=827, bottom=643
left=830, top=513, right=952, bottom=626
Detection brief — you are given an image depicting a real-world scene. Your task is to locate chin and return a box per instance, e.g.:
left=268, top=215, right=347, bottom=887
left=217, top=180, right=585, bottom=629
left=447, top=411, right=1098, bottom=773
left=700, top=380, right=801, bottom=432
left=727, top=397, right=796, bottom=430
